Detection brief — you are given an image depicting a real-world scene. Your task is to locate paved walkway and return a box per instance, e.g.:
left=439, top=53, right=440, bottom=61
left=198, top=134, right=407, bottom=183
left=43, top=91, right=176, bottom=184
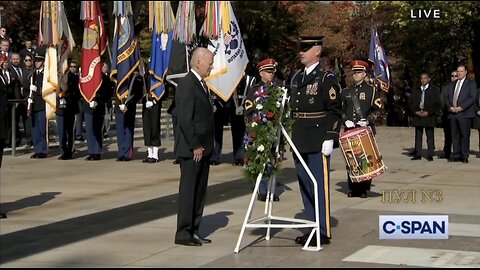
left=1, top=127, right=479, bottom=267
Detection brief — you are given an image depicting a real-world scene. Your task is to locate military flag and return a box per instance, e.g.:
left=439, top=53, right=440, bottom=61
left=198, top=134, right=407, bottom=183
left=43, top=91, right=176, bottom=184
left=57, top=1, right=75, bottom=98
left=368, top=24, right=391, bottom=92
left=148, top=1, right=175, bottom=101
left=202, top=1, right=249, bottom=102
left=110, top=1, right=140, bottom=101
left=79, top=1, right=107, bottom=103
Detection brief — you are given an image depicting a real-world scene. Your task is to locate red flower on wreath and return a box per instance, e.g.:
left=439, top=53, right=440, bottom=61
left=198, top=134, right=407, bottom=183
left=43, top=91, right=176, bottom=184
left=243, top=156, right=249, bottom=165
left=266, top=112, right=274, bottom=119
left=249, top=131, right=256, bottom=138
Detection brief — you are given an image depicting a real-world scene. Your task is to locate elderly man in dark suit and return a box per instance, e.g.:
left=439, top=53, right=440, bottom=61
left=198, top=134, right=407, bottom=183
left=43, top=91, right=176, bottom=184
left=409, top=72, right=441, bottom=161
left=174, top=47, right=214, bottom=247
left=445, top=64, right=478, bottom=163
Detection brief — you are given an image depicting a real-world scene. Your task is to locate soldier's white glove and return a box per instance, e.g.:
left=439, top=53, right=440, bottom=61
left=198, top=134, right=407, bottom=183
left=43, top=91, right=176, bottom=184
left=358, top=119, right=369, bottom=127
left=59, top=98, right=66, bottom=105
left=345, top=120, right=355, bottom=128
left=119, top=104, right=127, bottom=113
left=89, top=101, right=97, bottom=109
left=321, top=139, right=334, bottom=156
left=30, top=85, right=37, bottom=92
left=145, top=101, right=154, bottom=109
left=27, top=97, right=33, bottom=105
left=477, top=111, right=480, bottom=116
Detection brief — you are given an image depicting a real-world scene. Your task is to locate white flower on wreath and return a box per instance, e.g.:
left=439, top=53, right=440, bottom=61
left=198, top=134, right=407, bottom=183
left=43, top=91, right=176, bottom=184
left=257, top=145, right=265, bottom=152
left=251, top=122, right=258, bottom=127
left=256, top=104, right=263, bottom=110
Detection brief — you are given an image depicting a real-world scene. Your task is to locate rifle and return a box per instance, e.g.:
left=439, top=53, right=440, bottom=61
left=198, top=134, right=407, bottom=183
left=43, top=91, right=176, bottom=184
left=27, top=74, right=34, bottom=117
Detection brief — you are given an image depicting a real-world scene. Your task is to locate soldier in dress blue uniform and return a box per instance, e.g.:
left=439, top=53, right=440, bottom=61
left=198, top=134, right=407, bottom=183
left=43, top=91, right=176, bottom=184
left=340, top=60, right=383, bottom=198
left=289, top=36, right=342, bottom=246
left=28, top=48, right=48, bottom=159
left=114, top=69, right=144, bottom=161
left=245, top=58, right=281, bottom=202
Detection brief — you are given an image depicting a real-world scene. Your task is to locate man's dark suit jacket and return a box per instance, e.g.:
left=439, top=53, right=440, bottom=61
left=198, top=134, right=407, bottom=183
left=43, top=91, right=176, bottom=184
left=174, top=71, right=214, bottom=158
left=445, top=78, right=478, bottom=119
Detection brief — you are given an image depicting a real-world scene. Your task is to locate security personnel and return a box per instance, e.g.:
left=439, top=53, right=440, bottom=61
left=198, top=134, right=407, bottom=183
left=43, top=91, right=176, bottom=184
left=245, top=58, right=280, bottom=202
left=56, top=61, right=81, bottom=160
left=341, top=60, right=383, bottom=198
left=114, top=69, right=143, bottom=161
left=28, top=49, right=48, bottom=159
left=290, top=36, right=342, bottom=246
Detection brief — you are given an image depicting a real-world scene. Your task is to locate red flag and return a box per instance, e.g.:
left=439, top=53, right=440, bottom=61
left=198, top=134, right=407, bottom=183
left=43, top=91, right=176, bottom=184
left=79, top=1, right=107, bottom=102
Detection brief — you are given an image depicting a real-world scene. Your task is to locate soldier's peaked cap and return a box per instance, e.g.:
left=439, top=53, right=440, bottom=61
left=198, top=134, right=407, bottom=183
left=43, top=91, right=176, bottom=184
left=256, top=58, right=277, bottom=73
left=350, top=60, right=369, bottom=72
left=299, top=36, right=324, bottom=50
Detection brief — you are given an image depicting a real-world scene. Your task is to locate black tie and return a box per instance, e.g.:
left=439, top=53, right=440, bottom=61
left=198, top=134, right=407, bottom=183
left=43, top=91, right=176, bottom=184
left=201, top=79, right=208, bottom=94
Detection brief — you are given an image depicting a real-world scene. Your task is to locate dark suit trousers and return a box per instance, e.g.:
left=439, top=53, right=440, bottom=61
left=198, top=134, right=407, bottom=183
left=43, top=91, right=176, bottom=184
left=0, top=140, right=4, bottom=168
left=56, top=113, right=75, bottom=155
left=230, top=113, right=246, bottom=161
left=175, top=157, right=210, bottom=241
left=450, top=118, right=472, bottom=159
left=212, top=109, right=225, bottom=163
left=442, top=113, right=452, bottom=157
left=415, top=126, right=435, bottom=157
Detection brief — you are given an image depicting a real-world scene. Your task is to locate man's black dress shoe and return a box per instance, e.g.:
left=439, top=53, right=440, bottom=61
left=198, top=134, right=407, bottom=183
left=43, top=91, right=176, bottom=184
left=58, top=154, right=72, bottom=160
left=174, top=238, right=202, bottom=246
left=411, top=156, right=421, bottom=160
left=193, top=234, right=212, bottom=244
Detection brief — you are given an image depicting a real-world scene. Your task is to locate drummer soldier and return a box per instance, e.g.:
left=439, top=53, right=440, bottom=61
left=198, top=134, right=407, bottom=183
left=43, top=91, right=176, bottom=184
left=340, top=60, right=383, bottom=198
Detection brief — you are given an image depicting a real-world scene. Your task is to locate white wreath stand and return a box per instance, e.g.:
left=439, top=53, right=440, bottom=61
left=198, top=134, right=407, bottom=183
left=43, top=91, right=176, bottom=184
left=234, top=88, right=323, bottom=253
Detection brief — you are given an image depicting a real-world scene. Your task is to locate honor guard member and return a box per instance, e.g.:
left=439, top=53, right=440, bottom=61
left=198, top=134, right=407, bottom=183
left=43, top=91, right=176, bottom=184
left=82, top=64, right=111, bottom=161
left=142, top=71, right=163, bottom=163
left=245, top=58, right=281, bottom=202
left=114, top=69, right=143, bottom=161
left=210, top=72, right=255, bottom=166
left=56, top=61, right=81, bottom=160
left=28, top=48, right=48, bottom=159
left=290, top=36, right=342, bottom=246
left=341, top=60, right=383, bottom=198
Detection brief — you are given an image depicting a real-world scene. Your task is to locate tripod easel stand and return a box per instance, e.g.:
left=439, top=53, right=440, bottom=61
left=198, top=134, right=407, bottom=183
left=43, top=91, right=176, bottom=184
left=234, top=87, right=323, bottom=253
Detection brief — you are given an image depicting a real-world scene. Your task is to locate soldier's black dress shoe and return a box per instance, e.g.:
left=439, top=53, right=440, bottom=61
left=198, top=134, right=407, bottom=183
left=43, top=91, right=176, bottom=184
left=92, top=154, right=101, bottom=160
left=142, top=157, right=150, bottom=163
left=426, top=156, right=434, bottom=161
left=232, top=160, right=243, bottom=166
left=116, top=157, right=125, bottom=161
left=411, top=156, right=421, bottom=160
left=0, top=213, right=6, bottom=219
left=173, top=159, right=180, bottom=164
left=257, top=194, right=267, bottom=202
left=85, top=155, right=93, bottom=161
left=210, top=160, right=220, bottom=166
left=295, top=234, right=330, bottom=245
left=461, top=158, right=469, bottom=163
left=147, top=157, right=158, bottom=163
left=174, top=237, right=202, bottom=246
left=193, top=234, right=212, bottom=244
left=36, top=153, right=47, bottom=159
left=123, top=157, right=132, bottom=162
left=30, top=153, right=39, bottom=159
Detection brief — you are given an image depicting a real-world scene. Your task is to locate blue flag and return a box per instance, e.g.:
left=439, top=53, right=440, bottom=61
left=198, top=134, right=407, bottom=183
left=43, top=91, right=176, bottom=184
left=149, top=27, right=173, bottom=101
left=368, top=24, right=391, bottom=92
left=110, top=9, right=140, bottom=100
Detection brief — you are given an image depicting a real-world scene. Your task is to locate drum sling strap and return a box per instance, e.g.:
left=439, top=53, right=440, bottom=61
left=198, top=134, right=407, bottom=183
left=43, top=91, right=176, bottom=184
left=351, top=94, right=365, bottom=120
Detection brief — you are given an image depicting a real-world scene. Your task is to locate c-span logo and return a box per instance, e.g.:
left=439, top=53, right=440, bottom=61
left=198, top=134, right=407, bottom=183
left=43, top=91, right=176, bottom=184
left=379, top=215, right=448, bottom=239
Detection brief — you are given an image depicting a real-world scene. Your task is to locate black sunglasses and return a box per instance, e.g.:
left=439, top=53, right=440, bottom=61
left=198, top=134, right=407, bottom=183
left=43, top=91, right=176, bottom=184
left=24, top=59, right=32, bottom=62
